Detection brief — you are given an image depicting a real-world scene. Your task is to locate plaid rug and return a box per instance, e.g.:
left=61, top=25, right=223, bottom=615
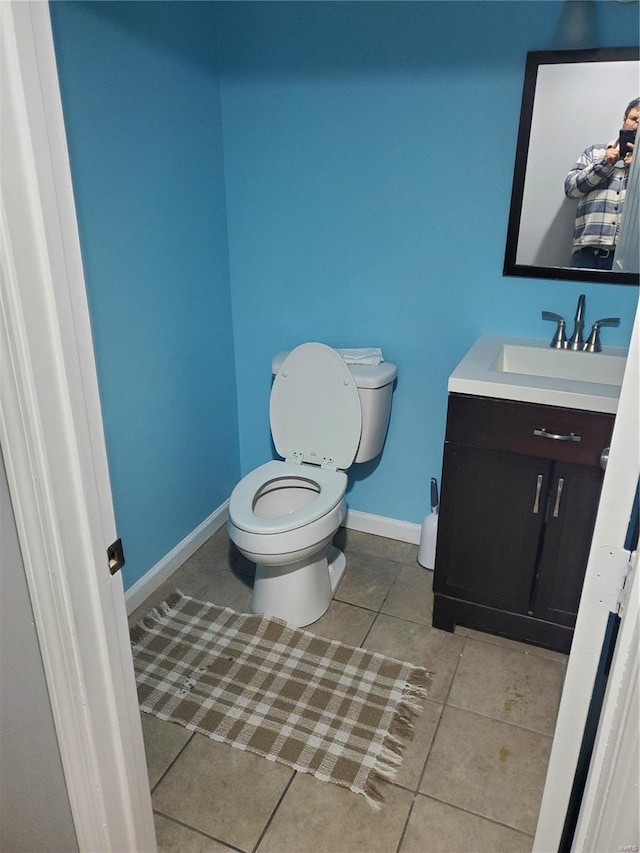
left=131, top=592, right=431, bottom=807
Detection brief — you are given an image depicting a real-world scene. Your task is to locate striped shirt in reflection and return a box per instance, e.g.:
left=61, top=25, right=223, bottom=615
left=564, top=143, right=627, bottom=254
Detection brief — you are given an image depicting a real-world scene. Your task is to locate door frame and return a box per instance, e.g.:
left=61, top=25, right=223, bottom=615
left=533, top=301, right=639, bottom=851
left=1, top=3, right=155, bottom=850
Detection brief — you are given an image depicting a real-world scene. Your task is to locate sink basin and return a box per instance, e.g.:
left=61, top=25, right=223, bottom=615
left=449, top=336, right=628, bottom=413
left=492, top=343, right=627, bottom=386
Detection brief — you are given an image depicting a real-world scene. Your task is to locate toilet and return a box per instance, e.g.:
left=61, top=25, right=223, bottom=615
left=227, top=342, right=397, bottom=627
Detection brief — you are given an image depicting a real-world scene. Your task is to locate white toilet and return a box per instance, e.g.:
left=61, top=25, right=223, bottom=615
left=227, top=342, right=397, bottom=627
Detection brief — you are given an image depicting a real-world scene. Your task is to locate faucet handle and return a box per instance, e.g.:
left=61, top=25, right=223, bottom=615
left=592, top=317, right=620, bottom=327
left=542, top=311, right=567, bottom=349
left=584, top=318, right=620, bottom=353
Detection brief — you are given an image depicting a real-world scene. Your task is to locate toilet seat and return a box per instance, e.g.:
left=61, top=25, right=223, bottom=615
left=270, top=342, right=362, bottom=470
left=229, top=460, right=347, bottom=535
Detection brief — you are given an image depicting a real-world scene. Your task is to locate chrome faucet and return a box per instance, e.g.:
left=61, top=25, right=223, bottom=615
left=568, top=294, right=586, bottom=351
left=543, top=295, right=620, bottom=351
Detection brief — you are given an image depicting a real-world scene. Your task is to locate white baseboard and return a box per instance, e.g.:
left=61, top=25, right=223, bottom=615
left=343, top=508, right=421, bottom=545
left=124, top=500, right=229, bottom=614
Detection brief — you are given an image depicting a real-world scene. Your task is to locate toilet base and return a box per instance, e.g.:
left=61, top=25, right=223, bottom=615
left=327, top=545, right=347, bottom=594
left=252, top=543, right=347, bottom=628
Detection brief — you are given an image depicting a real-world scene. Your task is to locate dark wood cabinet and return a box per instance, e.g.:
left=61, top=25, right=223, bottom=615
left=432, top=394, right=614, bottom=653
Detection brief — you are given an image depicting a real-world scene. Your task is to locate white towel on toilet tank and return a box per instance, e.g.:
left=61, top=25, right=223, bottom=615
left=336, top=347, right=384, bottom=365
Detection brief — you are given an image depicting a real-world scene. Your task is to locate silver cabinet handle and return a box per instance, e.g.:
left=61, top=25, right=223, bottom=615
left=600, top=447, right=609, bottom=471
left=533, top=474, right=543, bottom=514
left=533, top=428, right=582, bottom=443
left=552, top=478, right=565, bottom=518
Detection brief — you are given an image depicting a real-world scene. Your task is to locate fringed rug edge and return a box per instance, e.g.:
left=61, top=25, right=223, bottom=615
left=362, top=666, right=433, bottom=810
left=129, top=590, right=185, bottom=647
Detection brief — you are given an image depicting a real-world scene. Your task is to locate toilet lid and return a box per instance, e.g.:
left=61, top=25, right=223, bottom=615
left=270, top=342, right=362, bottom=470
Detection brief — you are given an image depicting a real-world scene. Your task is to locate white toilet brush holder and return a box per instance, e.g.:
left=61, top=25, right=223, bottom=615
left=417, top=478, right=439, bottom=571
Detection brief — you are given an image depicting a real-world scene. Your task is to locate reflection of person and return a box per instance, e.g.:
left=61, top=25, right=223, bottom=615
left=565, top=97, right=639, bottom=270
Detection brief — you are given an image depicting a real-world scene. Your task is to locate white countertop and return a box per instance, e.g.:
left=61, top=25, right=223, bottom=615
left=448, top=336, right=628, bottom=414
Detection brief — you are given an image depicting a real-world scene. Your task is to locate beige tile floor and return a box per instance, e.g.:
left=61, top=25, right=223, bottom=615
left=130, top=526, right=568, bottom=853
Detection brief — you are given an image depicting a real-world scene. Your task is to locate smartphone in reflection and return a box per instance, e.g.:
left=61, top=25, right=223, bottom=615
left=619, top=128, right=636, bottom=159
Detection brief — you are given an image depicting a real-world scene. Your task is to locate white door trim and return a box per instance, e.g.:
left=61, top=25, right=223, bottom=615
left=1, top=4, right=155, bottom=850
left=577, top=559, right=639, bottom=851
left=534, top=298, right=639, bottom=851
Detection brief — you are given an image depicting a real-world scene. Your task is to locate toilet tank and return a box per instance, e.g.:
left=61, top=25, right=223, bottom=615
left=271, top=350, right=397, bottom=464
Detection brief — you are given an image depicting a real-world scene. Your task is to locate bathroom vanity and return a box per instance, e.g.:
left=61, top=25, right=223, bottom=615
left=432, top=336, right=626, bottom=653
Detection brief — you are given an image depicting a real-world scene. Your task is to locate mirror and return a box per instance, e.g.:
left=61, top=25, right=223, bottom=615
left=504, top=47, right=639, bottom=285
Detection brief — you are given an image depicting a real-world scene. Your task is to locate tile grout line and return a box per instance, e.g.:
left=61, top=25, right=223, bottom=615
left=462, top=630, right=569, bottom=664
left=250, top=769, right=298, bottom=853
left=356, top=557, right=418, bottom=646
left=443, top=700, right=559, bottom=739
left=152, top=807, right=246, bottom=852
left=149, top=730, right=197, bottom=796
left=409, top=792, right=537, bottom=840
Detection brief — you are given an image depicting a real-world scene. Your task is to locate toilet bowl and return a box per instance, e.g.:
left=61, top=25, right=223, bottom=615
left=227, top=342, right=396, bottom=627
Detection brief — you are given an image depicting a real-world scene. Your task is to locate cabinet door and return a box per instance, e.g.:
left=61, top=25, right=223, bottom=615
left=434, top=444, right=551, bottom=613
left=531, top=462, right=603, bottom=627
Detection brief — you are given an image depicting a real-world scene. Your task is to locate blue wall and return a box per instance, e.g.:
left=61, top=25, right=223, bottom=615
left=217, top=1, right=639, bottom=522
left=50, top=1, right=638, bottom=590
left=50, top=2, right=240, bottom=589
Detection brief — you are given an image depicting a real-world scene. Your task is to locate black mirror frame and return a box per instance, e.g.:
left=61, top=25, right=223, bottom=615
left=504, top=46, right=640, bottom=286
